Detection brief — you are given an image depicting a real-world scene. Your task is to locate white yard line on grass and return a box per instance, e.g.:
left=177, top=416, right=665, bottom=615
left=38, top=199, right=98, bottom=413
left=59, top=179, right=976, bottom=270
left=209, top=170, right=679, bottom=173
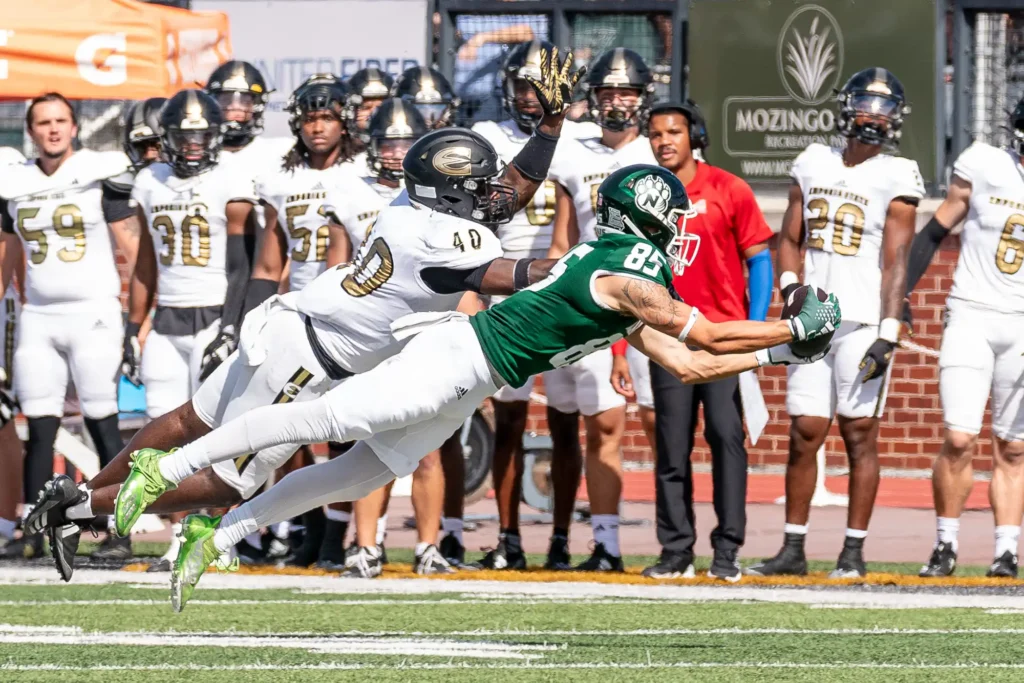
left=0, top=598, right=679, bottom=607
left=6, top=662, right=1024, bottom=672
left=2, top=567, right=1022, bottom=610
left=0, top=625, right=555, bottom=660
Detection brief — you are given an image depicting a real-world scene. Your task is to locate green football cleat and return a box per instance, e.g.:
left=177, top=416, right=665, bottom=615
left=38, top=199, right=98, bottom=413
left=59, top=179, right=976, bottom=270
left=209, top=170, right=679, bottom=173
left=170, top=514, right=237, bottom=612
left=113, top=448, right=178, bottom=537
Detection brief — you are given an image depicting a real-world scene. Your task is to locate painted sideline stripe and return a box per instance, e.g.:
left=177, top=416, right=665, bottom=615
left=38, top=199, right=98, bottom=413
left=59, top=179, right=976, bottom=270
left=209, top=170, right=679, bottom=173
left=0, top=598, right=666, bottom=607
left=3, top=567, right=1024, bottom=610
left=5, top=662, right=1024, bottom=672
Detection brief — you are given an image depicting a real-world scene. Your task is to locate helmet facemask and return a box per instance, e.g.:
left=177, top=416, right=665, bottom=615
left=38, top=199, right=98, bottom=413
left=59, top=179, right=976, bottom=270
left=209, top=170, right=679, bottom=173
left=212, top=90, right=263, bottom=146
left=164, top=129, right=221, bottom=177
left=504, top=77, right=544, bottom=130
left=369, top=137, right=415, bottom=182
left=837, top=90, right=907, bottom=146
left=590, top=86, right=646, bottom=132
left=450, top=174, right=518, bottom=226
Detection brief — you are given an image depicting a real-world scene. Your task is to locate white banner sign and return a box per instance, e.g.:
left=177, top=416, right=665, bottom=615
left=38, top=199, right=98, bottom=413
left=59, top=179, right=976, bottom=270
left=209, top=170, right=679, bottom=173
left=193, top=0, right=428, bottom=136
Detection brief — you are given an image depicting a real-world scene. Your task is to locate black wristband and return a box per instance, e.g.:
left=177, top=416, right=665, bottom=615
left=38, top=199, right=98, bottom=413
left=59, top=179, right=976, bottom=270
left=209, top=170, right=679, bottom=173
left=125, top=321, right=142, bottom=340
left=905, top=216, right=949, bottom=295
left=511, top=129, right=559, bottom=182
left=513, top=258, right=536, bottom=291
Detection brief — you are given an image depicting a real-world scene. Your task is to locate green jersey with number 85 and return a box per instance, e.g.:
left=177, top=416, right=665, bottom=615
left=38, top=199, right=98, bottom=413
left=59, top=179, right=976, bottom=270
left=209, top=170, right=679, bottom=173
left=471, top=233, right=673, bottom=388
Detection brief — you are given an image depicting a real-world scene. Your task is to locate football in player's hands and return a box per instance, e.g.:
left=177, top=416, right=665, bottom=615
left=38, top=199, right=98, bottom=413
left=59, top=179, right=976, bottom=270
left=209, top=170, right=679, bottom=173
left=521, top=47, right=586, bottom=117
left=781, top=284, right=836, bottom=357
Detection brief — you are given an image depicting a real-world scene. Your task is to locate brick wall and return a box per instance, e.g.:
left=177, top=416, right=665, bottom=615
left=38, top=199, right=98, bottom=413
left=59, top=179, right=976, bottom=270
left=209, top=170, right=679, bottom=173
left=524, top=234, right=998, bottom=472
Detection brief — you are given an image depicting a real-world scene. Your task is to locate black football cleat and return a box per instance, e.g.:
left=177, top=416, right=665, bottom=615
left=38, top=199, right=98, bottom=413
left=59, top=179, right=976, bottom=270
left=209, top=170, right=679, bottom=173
left=543, top=535, right=572, bottom=571
left=919, top=542, right=957, bottom=577
left=48, top=523, right=81, bottom=582
left=987, top=551, right=1019, bottom=578
left=470, top=537, right=526, bottom=570
left=439, top=533, right=465, bottom=567
left=745, top=536, right=808, bottom=577
left=91, top=534, right=132, bottom=562
left=708, top=547, right=742, bottom=583
left=0, top=533, right=44, bottom=559
left=573, top=543, right=624, bottom=572
left=642, top=551, right=695, bottom=579
left=829, top=538, right=867, bottom=579
left=25, top=475, right=86, bottom=536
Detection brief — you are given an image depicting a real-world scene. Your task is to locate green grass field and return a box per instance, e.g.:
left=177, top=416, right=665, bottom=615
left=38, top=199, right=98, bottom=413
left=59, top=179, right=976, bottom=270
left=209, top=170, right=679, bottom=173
left=3, top=564, right=1024, bottom=683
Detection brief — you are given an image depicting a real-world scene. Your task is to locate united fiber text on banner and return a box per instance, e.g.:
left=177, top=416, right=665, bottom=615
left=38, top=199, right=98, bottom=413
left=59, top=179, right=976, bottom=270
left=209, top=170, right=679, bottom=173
left=688, top=0, right=937, bottom=184
left=192, top=0, right=428, bottom=136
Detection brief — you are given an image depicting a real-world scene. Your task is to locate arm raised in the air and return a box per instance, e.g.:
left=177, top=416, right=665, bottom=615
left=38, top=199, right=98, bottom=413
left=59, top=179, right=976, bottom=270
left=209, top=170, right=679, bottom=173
left=592, top=274, right=794, bottom=354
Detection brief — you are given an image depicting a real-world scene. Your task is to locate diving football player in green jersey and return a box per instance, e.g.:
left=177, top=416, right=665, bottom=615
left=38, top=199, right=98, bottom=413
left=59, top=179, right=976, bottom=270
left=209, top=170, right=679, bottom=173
left=121, top=164, right=841, bottom=610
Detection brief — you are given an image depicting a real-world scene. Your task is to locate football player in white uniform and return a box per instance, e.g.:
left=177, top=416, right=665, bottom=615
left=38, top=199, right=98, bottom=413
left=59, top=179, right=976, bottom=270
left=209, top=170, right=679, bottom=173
left=448, top=39, right=599, bottom=571
left=27, top=48, right=577, bottom=583
left=908, top=99, right=1024, bottom=579
left=746, top=69, right=924, bottom=579
left=0, top=145, right=26, bottom=552
left=0, top=93, right=140, bottom=558
left=544, top=48, right=658, bottom=571
left=344, top=67, right=394, bottom=157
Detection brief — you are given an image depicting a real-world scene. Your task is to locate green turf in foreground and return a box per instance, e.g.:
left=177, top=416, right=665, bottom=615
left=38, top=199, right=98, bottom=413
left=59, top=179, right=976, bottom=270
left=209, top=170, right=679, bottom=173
left=1, top=582, right=1024, bottom=682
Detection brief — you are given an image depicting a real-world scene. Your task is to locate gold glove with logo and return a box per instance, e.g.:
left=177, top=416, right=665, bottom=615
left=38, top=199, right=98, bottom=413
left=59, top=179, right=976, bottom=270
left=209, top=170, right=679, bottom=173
left=520, top=47, right=586, bottom=116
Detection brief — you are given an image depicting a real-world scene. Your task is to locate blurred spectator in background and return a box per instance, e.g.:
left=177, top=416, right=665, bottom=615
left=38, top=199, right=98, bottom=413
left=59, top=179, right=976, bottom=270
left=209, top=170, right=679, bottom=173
left=615, top=101, right=772, bottom=583
left=454, top=16, right=541, bottom=123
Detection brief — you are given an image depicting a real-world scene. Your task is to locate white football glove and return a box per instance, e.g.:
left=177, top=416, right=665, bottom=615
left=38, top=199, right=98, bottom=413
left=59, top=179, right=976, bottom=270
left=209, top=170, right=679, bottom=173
left=756, top=343, right=830, bottom=367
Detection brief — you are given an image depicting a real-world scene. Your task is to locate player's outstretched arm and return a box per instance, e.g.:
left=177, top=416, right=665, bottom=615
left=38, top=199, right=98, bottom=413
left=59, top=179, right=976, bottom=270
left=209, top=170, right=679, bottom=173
left=628, top=325, right=827, bottom=384
left=499, top=47, right=585, bottom=213
left=476, top=257, right=555, bottom=295
left=594, top=275, right=795, bottom=354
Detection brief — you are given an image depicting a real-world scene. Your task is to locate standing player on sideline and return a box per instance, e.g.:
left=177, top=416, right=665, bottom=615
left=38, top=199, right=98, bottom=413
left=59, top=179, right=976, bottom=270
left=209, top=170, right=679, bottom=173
left=147, top=164, right=841, bottom=611
left=746, top=68, right=924, bottom=579
left=27, top=46, right=580, bottom=582
left=0, top=93, right=141, bottom=558
left=345, top=67, right=394, bottom=156
left=611, top=101, right=774, bottom=581
left=0, top=145, right=26, bottom=552
left=393, top=66, right=461, bottom=131
left=545, top=48, right=658, bottom=571
left=121, top=90, right=256, bottom=565
left=909, top=98, right=1024, bottom=579
left=456, top=39, right=598, bottom=570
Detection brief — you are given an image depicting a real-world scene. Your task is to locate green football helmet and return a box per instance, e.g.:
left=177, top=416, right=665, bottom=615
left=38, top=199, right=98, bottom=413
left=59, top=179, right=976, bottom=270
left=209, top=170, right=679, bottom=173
left=595, top=164, right=699, bottom=275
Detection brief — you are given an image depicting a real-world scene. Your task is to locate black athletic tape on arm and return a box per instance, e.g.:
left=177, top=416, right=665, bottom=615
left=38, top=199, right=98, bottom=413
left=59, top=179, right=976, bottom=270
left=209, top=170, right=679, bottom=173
left=221, top=234, right=254, bottom=329
left=242, top=278, right=280, bottom=317
left=510, top=127, right=559, bottom=182
left=101, top=183, right=135, bottom=223
left=905, top=216, right=949, bottom=294
left=420, top=263, right=491, bottom=294
left=513, top=258, right=536, bottom=291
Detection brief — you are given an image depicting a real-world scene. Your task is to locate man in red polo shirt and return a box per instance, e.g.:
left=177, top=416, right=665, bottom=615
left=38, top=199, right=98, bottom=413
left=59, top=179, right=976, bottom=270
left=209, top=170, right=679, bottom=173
left=611, top=101, right=774, bottom=581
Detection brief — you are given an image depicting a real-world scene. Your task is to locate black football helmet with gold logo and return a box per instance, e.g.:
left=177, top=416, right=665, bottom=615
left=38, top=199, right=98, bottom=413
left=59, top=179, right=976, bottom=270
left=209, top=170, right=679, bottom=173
left=393, top=66, right=460, bottom=130
left=367, top=98, right=428, bottom=181
left=584, top=48, right=654, bottom=132
left=403, top=128, right=517, bottom=226
left=835, top=68, right=909, bottom=146
left=122, top=97, right=166, bottom=171
left=160, top=89, right=225, bottom=178
left=205, top=60, right=270, bottom=147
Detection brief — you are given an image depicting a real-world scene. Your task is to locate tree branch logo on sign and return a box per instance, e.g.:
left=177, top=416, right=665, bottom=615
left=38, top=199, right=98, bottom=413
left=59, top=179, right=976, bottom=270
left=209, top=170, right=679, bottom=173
left=777, top=5, right=844, bottom=106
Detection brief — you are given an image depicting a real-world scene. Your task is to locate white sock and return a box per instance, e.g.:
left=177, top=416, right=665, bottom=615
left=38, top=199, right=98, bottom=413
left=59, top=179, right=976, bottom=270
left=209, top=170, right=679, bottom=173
left=0, top=518, right=15, bottom=539
left=591, top=514, right=620, bottom=557
left=846, top=528, right=868, bottom=539
left=995, top=525, right=1020, bottom=558
left=936, top=516, right=960, bottom=551
left=161, top=523, right=182, bottom=561
left=243, top=532, right=262, bottom=550
left=784, top=523, right=808, bottom=535
left=271, top=521, right=290, bottom=539
left=65, top=486, right=93, bottom=521
left=214, top=503, right=261, bottom=554
left=21, top=504, right=33, bottom=522
left=325, top=508, right=351, bottom=523
left=415, top=541, right=429, bottom=556
left=442, top=517, right=464, bottom=545
left=157, top=445, right=211, bottom=486
left=107, top=516, right=116, bottom=532
left=376, top=515, right=388, bottom=546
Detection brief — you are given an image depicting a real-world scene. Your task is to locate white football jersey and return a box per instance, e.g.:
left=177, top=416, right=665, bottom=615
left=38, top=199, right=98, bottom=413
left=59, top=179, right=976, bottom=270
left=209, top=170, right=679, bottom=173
left=132, top=162, right=257, bottom=308
left=221, top=136, right=293, bottom=228
left=472, top=119, right=603, bottom=257
left=330, top=170, right=404, bottom=253
left=297, top=191, right=503, bottom=373
left=0, top=147, right=25, bottom=167
left=0, top=150, right=131, bottom=311
left=549, top=134, right=657, bottom=244
left=257, top=163, right=355, bottom=291
left=791, top=143, right=925, bottom=324
left=947, top=142, right=1024, bottom=314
